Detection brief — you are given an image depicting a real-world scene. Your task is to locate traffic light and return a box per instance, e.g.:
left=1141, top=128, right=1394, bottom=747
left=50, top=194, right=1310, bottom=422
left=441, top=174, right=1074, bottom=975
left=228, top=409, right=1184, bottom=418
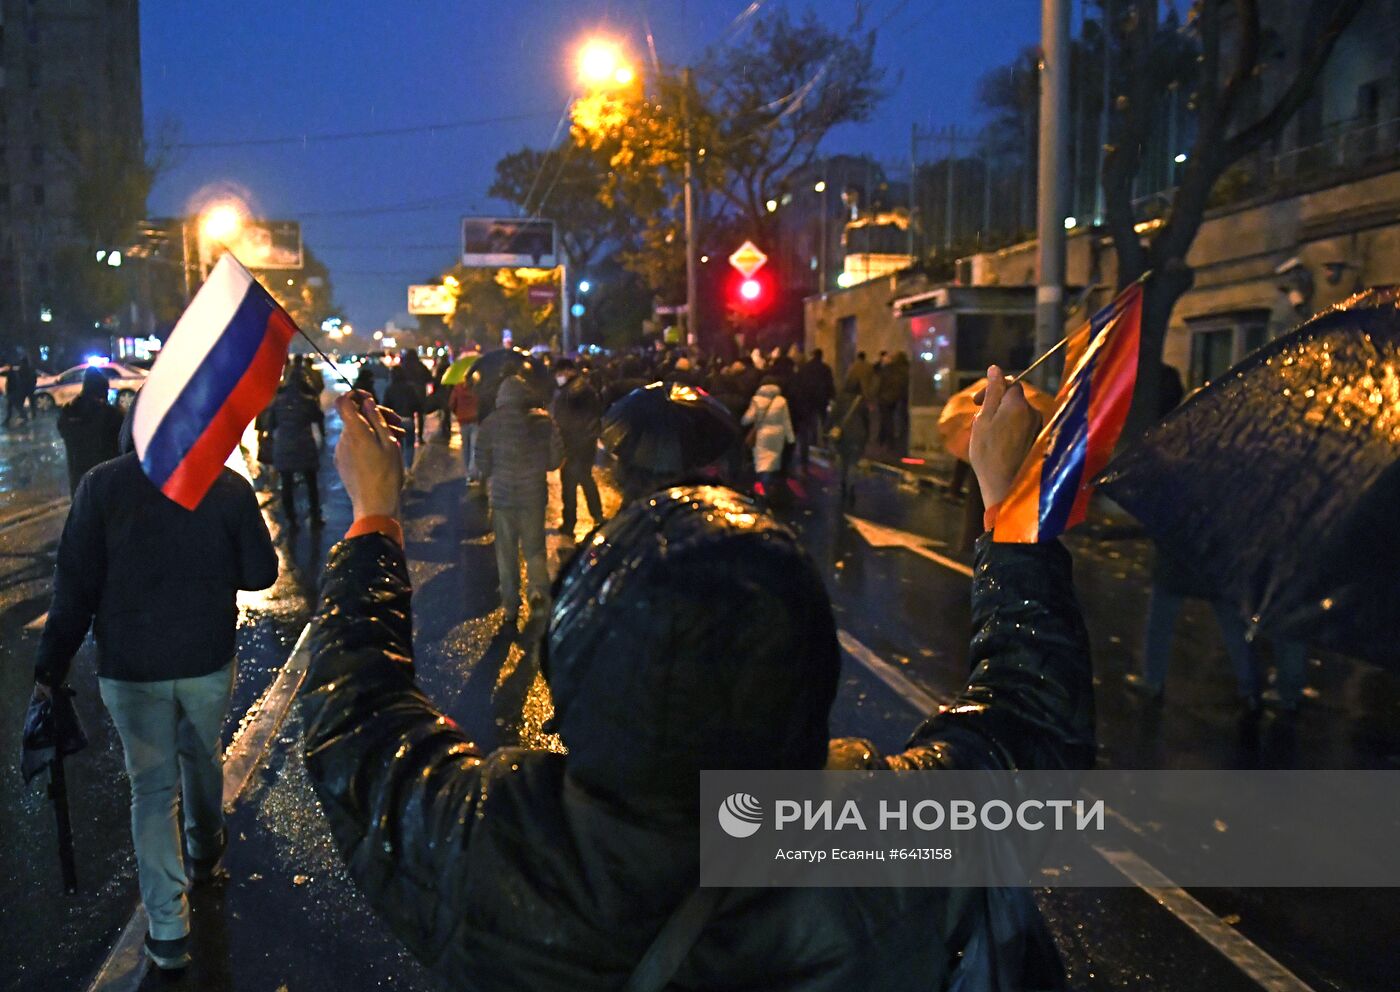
left=739, top=278, right=762, bottom=301
left=730, top=270, right=772, bottom=314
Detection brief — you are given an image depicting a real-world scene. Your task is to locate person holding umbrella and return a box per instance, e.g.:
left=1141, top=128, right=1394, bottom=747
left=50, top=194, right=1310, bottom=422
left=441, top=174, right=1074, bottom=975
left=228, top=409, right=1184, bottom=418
left=31, top=424, right=278, bottom=971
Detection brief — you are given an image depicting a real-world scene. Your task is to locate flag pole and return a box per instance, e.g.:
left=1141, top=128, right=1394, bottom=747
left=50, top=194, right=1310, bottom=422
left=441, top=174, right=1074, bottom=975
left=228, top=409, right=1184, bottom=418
left=978, top=270, right=1153, bottom=401
left=294, top=326, right=357, bottom=390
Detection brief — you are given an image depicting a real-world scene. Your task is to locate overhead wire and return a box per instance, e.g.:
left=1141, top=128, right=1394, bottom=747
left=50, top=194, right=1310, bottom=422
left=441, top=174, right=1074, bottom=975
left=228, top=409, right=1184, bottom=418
left=173, top=110, right=554, bottom=150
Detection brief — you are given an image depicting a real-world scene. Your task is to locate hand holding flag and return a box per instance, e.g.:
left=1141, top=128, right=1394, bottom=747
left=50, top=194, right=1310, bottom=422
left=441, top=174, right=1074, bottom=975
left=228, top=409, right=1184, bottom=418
left=970, top=366, right=1043, bottom=510
left=992, top=281, right=1144, bottom=543
left=133, top=253, right=298, bottom=510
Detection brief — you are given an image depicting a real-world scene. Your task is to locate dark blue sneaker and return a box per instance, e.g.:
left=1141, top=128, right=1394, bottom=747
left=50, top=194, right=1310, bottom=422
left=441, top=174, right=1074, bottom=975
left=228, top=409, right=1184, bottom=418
left=144, top=933, right=190, bottom=971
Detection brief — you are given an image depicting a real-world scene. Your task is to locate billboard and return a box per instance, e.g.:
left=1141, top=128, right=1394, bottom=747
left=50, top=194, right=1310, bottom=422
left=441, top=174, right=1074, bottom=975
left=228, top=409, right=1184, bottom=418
left=408, top=284, right=455, bottom=315
left=202, top=219, right=303, bottom=270
left=462, top=217, right=557, bottom=268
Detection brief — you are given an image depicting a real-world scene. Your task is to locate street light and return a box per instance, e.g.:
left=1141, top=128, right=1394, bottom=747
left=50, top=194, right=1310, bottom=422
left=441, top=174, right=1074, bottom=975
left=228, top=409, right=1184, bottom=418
left=200, top=203, right=244, bottom=245
left=814, top=180, right=827, bottom=193
left=577, top=38, right=632, bottom=88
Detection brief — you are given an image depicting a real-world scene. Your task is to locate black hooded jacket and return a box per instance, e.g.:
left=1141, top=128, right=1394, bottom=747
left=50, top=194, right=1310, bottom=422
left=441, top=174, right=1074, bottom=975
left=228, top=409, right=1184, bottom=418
left=298, top=486, right=1092, bottom=990
left=56, top=371, right=123, bottom=493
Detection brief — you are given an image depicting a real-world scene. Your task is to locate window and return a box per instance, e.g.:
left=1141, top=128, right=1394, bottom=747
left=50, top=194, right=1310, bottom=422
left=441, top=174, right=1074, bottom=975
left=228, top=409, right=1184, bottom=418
left=32, top=184, right=44, bottom=205
left=1187, top=310, right=1270, bottom=388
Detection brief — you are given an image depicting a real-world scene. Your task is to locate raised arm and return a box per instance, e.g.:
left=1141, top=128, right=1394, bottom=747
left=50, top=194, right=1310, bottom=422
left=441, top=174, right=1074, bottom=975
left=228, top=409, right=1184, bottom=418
left=299, top=393, right=487, bottom=964
left=869, top=366, right=1093, bottom=772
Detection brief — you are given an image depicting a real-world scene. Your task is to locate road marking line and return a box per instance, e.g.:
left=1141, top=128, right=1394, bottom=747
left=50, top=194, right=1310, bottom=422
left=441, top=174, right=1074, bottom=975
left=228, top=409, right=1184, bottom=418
left=1096, top=848, right=1317, bottom=992
left=835, top=627, right=1314, bottom=992
left=837, top=628, right=946, bottom=714
left=846, top=514, right=969, bottom=576
left=86, top=622, right=315, bottom=992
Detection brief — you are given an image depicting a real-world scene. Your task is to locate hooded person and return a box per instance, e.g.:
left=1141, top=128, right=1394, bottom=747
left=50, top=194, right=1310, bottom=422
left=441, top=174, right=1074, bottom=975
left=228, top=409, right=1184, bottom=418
left=56, top=367, right=124, bottom=493
left=476, top=375, right=563, bottom=622
left=267, top=366, right=326, bottom=527
left=740, top=376, right=795, bottom=506
left=295, top=375, right=1091, bottom=990
left=549, top=358, right=605, bottom=539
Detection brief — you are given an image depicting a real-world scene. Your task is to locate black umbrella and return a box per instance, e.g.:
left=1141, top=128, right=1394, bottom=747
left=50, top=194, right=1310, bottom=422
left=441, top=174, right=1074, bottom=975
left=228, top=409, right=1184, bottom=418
left=469, top=348, right=550, bottom=420
left=602, top=382, right=741, bottom=498
left=21, top=685, right=88, bottom=892
left=1098, top=289, right=1400, bottom=667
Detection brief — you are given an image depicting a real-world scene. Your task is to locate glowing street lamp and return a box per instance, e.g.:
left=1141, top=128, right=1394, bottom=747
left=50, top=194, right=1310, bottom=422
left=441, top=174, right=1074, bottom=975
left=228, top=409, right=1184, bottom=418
left=577, top=38, right=633, bottom=88
left=200, top=203, right=244, bottom=244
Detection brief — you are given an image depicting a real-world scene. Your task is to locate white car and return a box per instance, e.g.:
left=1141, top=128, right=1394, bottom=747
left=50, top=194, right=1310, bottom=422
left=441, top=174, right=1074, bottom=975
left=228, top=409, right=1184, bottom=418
left=35, top=362, right=148, bottom=411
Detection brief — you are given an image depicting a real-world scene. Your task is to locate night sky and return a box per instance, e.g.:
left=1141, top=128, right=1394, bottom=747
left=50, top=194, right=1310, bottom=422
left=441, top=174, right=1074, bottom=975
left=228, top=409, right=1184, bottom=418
left=141, top=0, right=1042, bottom=331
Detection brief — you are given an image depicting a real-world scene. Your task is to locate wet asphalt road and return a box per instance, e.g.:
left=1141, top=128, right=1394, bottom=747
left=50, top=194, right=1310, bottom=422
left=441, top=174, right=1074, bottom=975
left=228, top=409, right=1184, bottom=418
left=0, top=405, right=1397, bottom=991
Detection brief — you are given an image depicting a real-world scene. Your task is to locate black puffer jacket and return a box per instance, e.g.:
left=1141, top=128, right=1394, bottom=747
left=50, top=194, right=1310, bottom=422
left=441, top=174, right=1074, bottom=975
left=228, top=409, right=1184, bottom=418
left=299, top=486, right=1091, bottom=991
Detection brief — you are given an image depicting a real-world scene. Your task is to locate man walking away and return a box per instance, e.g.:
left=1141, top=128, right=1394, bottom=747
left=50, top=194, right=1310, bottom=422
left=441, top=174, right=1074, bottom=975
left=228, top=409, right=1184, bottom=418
left=401, top=349, right=432, bottom=443
left=6, top=356, right=36, bottom=425
left=789, top=348, right=835, bottom=471
left=451, top=374, right=481, bottom=485
left=383, top=363, right=422, bottom=479
left=742, top=376, right=796, bottom=509
left=550, top=359, right=604, bottom=540
left=477, top=375, right=562, bottom=624
left=57, top=368, right=123, bottom=493
left=32, top=431, right=277, bottom=972
left=269, top=368, right=326, bottom=528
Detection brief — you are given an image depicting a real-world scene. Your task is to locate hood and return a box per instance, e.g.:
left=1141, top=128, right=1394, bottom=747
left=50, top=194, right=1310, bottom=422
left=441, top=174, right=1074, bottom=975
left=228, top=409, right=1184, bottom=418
left=545, top=485, right=839, bottom=812
left=755, top=382, right=782, bottom=398
left=496, top=374, right=532, bottom=409
left=80, top=368, right=110, bottom=401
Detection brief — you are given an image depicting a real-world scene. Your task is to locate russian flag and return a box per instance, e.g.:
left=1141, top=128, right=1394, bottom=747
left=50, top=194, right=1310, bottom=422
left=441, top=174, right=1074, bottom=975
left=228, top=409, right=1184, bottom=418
left=133, top=253, right=297, bottom=510
left=994, top=281, right=1143, bottom=543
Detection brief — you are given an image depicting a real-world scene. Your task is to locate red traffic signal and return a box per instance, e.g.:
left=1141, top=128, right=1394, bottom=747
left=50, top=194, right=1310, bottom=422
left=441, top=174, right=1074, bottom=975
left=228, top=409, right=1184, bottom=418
left=739, top=278, right=762, bottom=301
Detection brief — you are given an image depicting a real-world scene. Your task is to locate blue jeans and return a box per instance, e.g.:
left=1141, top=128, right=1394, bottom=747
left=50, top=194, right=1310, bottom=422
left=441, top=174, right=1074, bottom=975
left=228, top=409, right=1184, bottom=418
left=99, top=662, right=235, bottom=940
left=1142, top=589, right=1257, bottom=699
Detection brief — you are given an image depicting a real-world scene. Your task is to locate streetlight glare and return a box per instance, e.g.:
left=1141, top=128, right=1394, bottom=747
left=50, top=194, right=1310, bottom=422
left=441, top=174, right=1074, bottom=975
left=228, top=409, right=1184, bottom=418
left=814, top=180, right=827, bottom=193
left=200, top=203, right=244, bottom=244
left=577, top=38, right=630, bottom=88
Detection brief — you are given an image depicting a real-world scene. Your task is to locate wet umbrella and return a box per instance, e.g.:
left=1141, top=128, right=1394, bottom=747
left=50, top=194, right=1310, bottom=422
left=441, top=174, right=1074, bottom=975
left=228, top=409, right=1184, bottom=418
left=21, top=685, right=88, bottom=892
left=1098, top=290, right=1400, bottom=666
left=936, top=377, right=1058, bottom=461
left=467, top=348, right=549, bottom=420
left=602, top=382, right=740, bottom=498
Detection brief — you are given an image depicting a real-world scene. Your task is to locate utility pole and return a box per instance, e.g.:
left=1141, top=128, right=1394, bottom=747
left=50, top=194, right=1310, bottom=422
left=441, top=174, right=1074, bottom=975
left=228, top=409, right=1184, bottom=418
left=1094, top=0, right=1113, bottom=225
left=907, top=123, right=917, bottom=261
left=1034, top=0, right=1071, bottom=386
left=560, top=251, right=573, bottom=354
left=682, top=66, right=700, bottom=349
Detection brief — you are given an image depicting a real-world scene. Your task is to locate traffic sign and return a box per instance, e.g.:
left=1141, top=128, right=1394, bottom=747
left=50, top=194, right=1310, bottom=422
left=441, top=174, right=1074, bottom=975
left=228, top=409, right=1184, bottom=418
left=728, top=240, right=768, bottom=278
left=528, top=284, right=556, bottom=306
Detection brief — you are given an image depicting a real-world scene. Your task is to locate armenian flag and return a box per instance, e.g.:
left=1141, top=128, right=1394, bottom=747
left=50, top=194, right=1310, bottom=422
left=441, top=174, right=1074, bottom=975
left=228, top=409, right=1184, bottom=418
left=993, top=281, right=1143, bottom=543
left=133, top=253, right=297, bottom=510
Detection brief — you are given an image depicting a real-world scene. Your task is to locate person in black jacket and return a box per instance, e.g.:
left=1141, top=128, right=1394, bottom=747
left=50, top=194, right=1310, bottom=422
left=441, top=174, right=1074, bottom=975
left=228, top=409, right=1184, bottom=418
left=56, top=368, right=124, bottom=493
left=32, top=435, right=278, bottom=972
left=295, top=373, right=1087, bottom=990
left=549, top=359, right=604, bottom=539
left=382, top=362, right=423, bottom=475
left=268, top=370, right=326, bottom=527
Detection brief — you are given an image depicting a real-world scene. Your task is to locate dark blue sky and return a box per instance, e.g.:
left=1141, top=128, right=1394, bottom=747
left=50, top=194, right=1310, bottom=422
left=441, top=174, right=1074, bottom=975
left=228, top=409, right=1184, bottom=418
left=141, top=0, right=1042, bottom=330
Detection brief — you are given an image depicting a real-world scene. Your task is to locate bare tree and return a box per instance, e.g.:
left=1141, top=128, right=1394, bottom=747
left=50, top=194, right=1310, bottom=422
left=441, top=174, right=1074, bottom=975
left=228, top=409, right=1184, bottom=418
left=1103, top=0, right=1365, bottom=432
